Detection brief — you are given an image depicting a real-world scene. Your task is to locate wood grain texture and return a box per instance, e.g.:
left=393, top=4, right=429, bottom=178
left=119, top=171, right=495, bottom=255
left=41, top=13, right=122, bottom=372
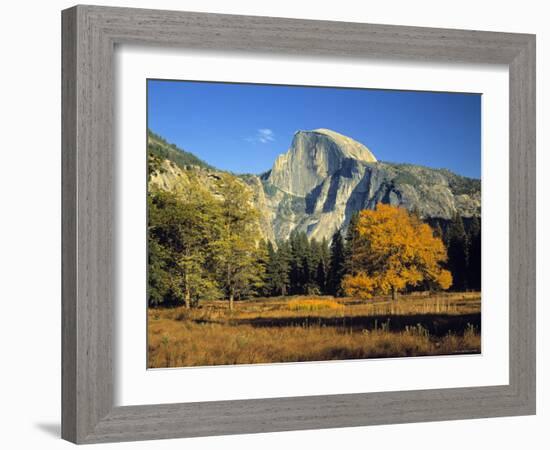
left=61, top=4, right=536, bottom=444
left=508, top=36, right=536, bottom=408
left=61, top=7, right=77, bottom=443
left=62, top=5, right=114, bottom=442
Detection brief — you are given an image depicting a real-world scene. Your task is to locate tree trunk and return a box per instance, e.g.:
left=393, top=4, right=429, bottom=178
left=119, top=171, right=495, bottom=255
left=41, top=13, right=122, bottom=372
left=184, top=292, right=190, bottom=309
left=184, top=272, right=191, bottom=309
left=229, top=293, right=234, bottom=311
left=391, top=286, right=397, bottom=301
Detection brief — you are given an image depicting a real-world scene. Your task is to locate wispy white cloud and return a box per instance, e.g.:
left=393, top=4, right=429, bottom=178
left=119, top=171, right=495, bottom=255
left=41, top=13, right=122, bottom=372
left=258, top=128, right=275, bottom=143
left=246, top=128, right=275, bottom=144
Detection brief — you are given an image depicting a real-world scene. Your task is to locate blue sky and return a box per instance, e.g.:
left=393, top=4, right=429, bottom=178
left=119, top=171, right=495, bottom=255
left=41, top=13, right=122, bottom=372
left=147, top=80, right=481, bottom=178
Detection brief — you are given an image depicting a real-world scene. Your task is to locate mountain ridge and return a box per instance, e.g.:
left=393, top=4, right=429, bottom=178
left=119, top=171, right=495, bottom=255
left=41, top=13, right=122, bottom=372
left=148, top=129, right=480, bottom=242
left=148, top=130, right=215, bottom=171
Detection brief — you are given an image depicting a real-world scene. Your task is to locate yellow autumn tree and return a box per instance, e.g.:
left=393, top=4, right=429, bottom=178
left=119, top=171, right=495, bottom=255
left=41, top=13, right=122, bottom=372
left=342, top=204, right=452, bottom=300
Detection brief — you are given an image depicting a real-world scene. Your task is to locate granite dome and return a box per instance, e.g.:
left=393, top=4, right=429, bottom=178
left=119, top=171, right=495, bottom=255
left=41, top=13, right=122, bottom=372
left=267, top=129, right=377, bottom=197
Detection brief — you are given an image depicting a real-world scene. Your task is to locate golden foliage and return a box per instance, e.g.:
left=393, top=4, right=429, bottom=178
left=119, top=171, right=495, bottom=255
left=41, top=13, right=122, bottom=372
left=340, top=272, right=377, bottom=299
left=343, top=204, right=452, bottom=299
left=435, top=269, right=453, bottom=290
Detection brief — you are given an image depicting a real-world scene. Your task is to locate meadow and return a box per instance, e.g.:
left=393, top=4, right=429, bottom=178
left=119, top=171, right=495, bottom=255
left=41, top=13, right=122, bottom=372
left=148, top=292, right=481, bottom=368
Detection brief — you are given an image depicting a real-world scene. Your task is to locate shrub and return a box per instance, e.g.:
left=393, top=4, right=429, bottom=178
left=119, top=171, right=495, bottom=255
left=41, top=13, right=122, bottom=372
left=287, top=298, right=343, bottom=311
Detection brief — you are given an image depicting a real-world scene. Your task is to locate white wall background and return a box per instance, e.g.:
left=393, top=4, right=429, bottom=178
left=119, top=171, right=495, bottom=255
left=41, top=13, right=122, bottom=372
left=0, top=1, right=546, bottom=448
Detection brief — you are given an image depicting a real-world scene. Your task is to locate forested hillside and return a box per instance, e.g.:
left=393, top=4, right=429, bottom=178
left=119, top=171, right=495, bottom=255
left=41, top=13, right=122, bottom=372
left=148, top=130, right=215, bottom=171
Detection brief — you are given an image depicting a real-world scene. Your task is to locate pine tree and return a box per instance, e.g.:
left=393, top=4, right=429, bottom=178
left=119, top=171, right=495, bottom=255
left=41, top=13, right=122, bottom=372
left=147, top=238, right=171, bottom=307
left=319, top=237, right=330, bottom=294
left=289, top=230, right=310, bottom=294
left=315, top=260, right=327, bottom=293
left=327, top=229, right=346, bottom=296
left=307, top=238, right=322, bottom=294
left=288, top=231, right=300, bottom=294
left=344, top=212, right=360, bottom=275
left=258, top=239, right=273, bottom=296
left=447, top=212, right=469, bottom=291
left=274, top=240, right=292, bottom=296
left=467, top=216, right=481, bottom=291
left=264, top=242, right=289, bottom=296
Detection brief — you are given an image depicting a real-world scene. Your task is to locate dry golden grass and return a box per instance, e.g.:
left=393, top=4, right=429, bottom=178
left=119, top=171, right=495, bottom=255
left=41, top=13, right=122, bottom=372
left=148, top=292, right=481, bottom=368
left=287, top=297, right=343, bottom=311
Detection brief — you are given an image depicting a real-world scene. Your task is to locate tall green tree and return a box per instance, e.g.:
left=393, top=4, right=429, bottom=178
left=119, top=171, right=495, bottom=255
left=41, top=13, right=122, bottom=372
left=147, top=237, right=171, bottom=307
left=258, top=239, right=274, bottom=296
left=467, top=216, right=481, bottom=291
left=148, top=188, right=221, bottom=307
left=289, top=230, right=311, bottom=294
left=327, top=229, right=346, bottom=296
left=262, top=240, right=291, bottom=297
left=306, top=238, right=322, bottom=294
left=274, top=240, right=292, bottom=295
left=446, top=212, right=469, bottom=291
left=344, top=212, right=360, bottom=275
left=214, top=174, right=265, bottom=310
left=317, top=237, right=330, bottom=294
left=315, top=259, right=327, bottom=294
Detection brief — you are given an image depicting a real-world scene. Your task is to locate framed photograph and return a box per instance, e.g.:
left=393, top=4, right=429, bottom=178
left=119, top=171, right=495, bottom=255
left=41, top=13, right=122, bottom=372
left=62, top=5, right=536, bottom=444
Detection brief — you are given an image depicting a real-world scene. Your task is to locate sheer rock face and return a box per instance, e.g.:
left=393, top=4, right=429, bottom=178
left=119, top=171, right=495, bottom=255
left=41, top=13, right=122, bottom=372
left=150, top=129, right=480, bottom=243
left=267, top=129, right=377, bottom=197
left=251, top=129, right=480, bottom=242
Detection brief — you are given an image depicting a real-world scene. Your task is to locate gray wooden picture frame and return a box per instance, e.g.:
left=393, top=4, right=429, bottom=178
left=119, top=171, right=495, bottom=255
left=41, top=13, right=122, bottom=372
left=61, top=4, right=536, bottom=444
